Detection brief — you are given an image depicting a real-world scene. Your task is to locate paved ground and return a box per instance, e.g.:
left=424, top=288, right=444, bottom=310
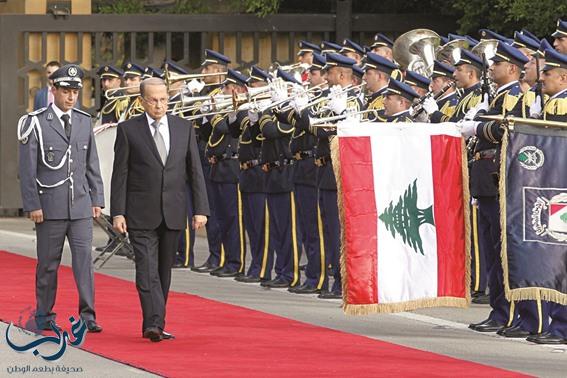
left=1, top=217, right=566, bottom=377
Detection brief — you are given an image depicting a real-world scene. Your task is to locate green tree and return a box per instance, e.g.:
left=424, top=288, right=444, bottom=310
left=379, top=179, right=434, bottom=255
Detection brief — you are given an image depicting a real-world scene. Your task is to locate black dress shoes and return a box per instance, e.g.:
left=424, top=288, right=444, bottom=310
left=235, top=275, right=261, bottom=283
left=143, top=327, right=163, bottom=342
left=318, top=290, right=342, bottom=299
left=39, top=320, right=61, bottom=331
left=172, top=262, right=189, bottom=269
left=469, top=318, right=504, bottom=332
left=86, top=320, right=103, bottom=333
left=496, top=325, right=531, bottom=338
left=213, top=269, right=240, bottom=278
left=191, top=263, right=218, bottom=273
left=161, top=330, right=175, bottom=340
left=261, top=277, right=291, bottom=288
left=526, top=332, right=567, bottom=345
left=289, top=283, right=320, bottom=294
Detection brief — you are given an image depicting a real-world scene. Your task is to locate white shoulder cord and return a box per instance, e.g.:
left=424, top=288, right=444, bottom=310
left=17, top=113, right=74, bottom=201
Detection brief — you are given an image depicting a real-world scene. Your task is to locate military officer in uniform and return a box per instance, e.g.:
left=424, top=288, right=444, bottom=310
left=121, top=62, right=145, bottom=121
left=191, top=50, right=231, bottom=274
left=383, top=78, right=419, bottom=123
left=18, top=64, right=104, bottom=333
left=552, top=19, right=567, bottom=54
left=422, top=60, right=458, bottom=123
left=320, top=41, right=342, bottom=56
left=362, top=52, right=400, bottom=122
left=404, top=70, right=430, bottom=98
left=231, top=66, right=270, bottom=283
left=96, top=65, right=126, bottom=125
left=369, top=33, right=395, bottom=61
left=460, top=42, right=528, bottom=333
left=340, top=39, right=365, bottom=65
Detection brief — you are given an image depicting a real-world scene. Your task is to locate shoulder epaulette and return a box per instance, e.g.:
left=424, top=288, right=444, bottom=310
left=28, top=107, right=48, bottom=116
left=73, top=108, right=92, bottom=118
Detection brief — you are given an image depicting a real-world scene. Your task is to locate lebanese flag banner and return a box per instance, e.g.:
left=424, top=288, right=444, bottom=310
left=333, top=121, right=470, bottom=314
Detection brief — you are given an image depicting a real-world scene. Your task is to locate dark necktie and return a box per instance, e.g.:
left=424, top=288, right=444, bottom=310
left=61, top=114, right=71, bottom=139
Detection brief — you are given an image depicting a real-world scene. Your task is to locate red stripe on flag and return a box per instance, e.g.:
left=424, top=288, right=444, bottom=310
left=430, top=135, right=466, bottom=298
left=550, top=204, right=566, bottom=216
left=339, top=136, right=378, bottom=305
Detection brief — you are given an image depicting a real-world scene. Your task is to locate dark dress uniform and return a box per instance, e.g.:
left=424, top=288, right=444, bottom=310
left=230, top=109, right=269, bottom=281
left=364, top=87, right=388, bottom=122
left=258, top=110, right=301, bottom=288
left=205, top=95, right=245, bottom=277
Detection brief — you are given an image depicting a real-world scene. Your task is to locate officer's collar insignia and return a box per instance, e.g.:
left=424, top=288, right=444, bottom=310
left=68, top=66, right=78, bottom=77
left=47, top=112, right=54, bottom=121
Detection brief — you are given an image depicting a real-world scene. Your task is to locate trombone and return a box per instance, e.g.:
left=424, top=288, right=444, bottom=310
left=163, top=62, right=228, bottom=90
left=104, top=86, right=141, bottom=100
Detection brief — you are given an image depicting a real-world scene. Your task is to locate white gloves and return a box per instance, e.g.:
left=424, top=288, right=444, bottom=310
left=328, top=85, right=347, bottom=115
left=290, top=85, right=309, bottom=113
left=458, top=120, right=479, bottom=138
left=200, top=100, right=212, bottom=113
left=248, top=109, right=259, bottom=124
left=464, top=93, right=490, bottom=121
left=270, top=78, right=288, bottom=103
left=422, top=96, right=439, bottom=115
left=529, top=96, right=542, bottom=118
left=186, top=79, right=205, bottom=94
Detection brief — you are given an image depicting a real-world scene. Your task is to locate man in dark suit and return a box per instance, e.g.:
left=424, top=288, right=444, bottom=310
left=111, top=77, right=209, bottom=342
left=33, top=61, right=60, bottom=111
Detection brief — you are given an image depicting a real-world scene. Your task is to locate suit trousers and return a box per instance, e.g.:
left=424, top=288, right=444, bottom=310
left=129, top=221, right=180, bottom=332
left=35, top=218, right=95, bottom=326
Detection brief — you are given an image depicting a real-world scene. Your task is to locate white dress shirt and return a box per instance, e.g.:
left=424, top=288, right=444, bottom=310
left=145, top=113, right=170, bottom=155
left=51, top=103, right=72, bottom=130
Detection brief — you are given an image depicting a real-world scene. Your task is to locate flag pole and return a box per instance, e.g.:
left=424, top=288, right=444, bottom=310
left=479, top=115, right=567, bottom=130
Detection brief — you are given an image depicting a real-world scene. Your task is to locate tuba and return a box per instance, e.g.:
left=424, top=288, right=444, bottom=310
left=393, top=29, right=441, bottom=77
left=436, top=38, right=470, bottom=65
left=471, top=39, right=499, bottom=61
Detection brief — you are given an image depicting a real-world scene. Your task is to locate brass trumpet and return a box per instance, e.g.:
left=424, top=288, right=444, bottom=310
left=104, top=86, right=141, bottom=100
left=163, top=62, right=228, bottom=90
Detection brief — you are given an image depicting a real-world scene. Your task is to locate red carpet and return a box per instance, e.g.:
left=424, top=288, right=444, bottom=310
left=0, top=250, right=525, bottom=377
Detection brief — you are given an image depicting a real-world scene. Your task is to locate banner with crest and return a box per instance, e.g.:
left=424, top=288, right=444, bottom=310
left=500, top=123, right=567, bottom=305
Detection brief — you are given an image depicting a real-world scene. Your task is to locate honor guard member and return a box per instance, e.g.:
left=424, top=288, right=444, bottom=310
left=231, top=66, right=270, bottom=283
left=121, top=62, right=145, bottom=121
left=320, top=41, right=342, bottom=56
left=552, top=19, right=567, bottom=54
left=191, top=49, right=231, bottom=274
left=203, top=68, right=247, bottom=278
left=511, top=39, right=551, bottom=119
left=460, top=42, right=528, bottom=333
left=352, top=64, right=364, bottom=87
left=255, top=69, right=302, bottom=289
left=299, top=53, right=362, bottom=298
left=362, top=52, right=400, bottom=122
left=340, top=38, right=365, bottom=65
left=450, top=49, right=484, bottom=121
left=449, top=49, right=489, bottom=303
left=422, top=60, right=458, bottom=123
left=285, top=56, right=328, bottom=294
left=143, top=66, right=164, bottom=80
left=383, top=78, right=419, bottom=123
left=18, top=64, right=104, bottom=333
left=522, top=48, right=567, bottom=345
left=404, top=70, right=430, bottom=98
left=297, top=40, right=321, bottom=67
left=369, top=33, right=395, bottom=61
left=96, top=65, right=127, bottom=125
left=512, top=31, right=541, bottom=93
left=479, top=29, right=513, bottom=45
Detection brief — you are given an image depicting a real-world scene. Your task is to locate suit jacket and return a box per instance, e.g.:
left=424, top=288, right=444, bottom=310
left=111, top=113, right=209, bottom=230
left=33, top=87, right=49, bottom=111
left=18, top=105, right=105, bottom=219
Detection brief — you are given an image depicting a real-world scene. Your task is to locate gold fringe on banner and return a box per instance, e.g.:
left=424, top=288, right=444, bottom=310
left=332, top=128, right=473, bottom=315
left=499, top=129, right=567, bottom=305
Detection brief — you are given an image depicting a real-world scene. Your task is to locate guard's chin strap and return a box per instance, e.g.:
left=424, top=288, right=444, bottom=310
left=18, top=114, right=74, bottom=202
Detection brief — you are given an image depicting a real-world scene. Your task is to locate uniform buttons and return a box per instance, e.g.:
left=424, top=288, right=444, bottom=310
left=39, top=190, right=43, bottom=194
left=69, top=159, right=73, bottom=163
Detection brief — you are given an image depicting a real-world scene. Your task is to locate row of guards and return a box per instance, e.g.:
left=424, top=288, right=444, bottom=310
left=29, top=18, right=567, bottom=345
